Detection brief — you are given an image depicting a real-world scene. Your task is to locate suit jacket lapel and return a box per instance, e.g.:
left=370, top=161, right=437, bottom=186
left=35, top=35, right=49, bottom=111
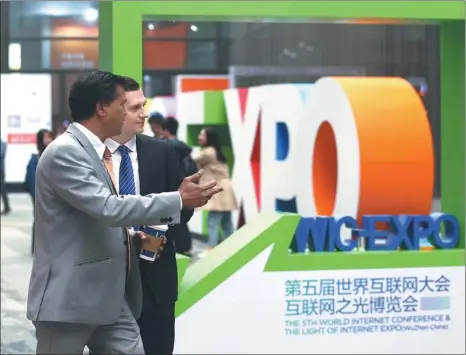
left=136, top=135, right=151, bottom=195
left=67, top=124, right=117, bottom=194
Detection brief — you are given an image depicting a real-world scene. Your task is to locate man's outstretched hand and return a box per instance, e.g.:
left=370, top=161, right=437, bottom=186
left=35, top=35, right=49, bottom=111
left=178, top=170, right=223, bottom=209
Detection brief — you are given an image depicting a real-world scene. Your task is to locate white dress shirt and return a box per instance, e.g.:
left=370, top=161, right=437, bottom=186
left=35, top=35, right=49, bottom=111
left=105, top=136, right=183, bottom=219
left=74, top=122, right=107, bottom=160
left=73, top=126, right=181, bottom=231
left=104, top=136, right=140, bottom=194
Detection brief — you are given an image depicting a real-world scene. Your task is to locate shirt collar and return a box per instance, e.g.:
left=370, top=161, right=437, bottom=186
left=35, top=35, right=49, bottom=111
left=104, top=136, right=137, bottom=154
left=73, top=122, right=106, bottom=160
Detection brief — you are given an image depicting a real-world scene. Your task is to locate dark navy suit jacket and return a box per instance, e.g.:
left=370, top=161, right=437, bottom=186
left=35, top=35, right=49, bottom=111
left=25, top=154, right=39, bottom=201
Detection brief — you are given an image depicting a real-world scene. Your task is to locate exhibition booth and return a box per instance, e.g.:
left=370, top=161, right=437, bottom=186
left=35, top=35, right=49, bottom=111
left=98, top=2, right=465, bottom=353
left=0, top=74, right=52, bottom=183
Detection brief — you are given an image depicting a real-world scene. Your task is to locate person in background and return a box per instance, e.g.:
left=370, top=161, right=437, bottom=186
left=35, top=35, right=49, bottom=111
left=148, top=112, right=165, bottom=138
left=0, top=138, right=11, bottom=215
left=55, top=120, right=69, bottom=136
left=195, top=127, right=237, bottom=250
left=25, top=129, right=54, bottom=253
left=161, top=117, right=197, bottom=256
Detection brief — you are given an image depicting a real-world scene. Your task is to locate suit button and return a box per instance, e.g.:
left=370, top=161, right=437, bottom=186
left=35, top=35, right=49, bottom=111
left=124, top=240, right=128, bottom=246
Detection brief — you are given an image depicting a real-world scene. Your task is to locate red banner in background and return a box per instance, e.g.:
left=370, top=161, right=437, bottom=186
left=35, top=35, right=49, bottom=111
left=8, top=133, right=36, bottom=144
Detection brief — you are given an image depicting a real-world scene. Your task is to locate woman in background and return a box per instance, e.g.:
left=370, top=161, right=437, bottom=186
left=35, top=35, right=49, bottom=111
left=25, top=129, right=54, bottom=253
left=195, top=127, right=237, bottom=250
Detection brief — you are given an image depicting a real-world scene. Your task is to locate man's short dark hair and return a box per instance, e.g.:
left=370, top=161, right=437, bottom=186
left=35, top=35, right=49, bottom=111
left=68, top=71, right=125, bottom=123
left=120, top=76, right=141, bottom=92
left=148, top=113, right=165, bottom=126
left=163, top=117, right=178, bottom=136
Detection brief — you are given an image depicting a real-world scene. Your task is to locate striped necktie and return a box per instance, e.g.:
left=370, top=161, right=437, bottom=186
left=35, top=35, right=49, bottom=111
left=118, top=145, right=139, bottom=232
left=118, top=145, right=136, bottom=196
left=102, top=147, right=132, bottom=277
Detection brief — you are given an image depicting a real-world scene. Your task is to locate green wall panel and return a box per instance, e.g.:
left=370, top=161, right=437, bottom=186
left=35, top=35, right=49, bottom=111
left=203, top=91, right=227, bottom=125
left=440, top=21, right=465, bottom=248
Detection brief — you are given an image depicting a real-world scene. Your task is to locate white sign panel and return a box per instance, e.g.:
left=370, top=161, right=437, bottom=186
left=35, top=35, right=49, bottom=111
left=175, top=248, right=465, bottom=354
left=1, top=74, right=52, bottom=183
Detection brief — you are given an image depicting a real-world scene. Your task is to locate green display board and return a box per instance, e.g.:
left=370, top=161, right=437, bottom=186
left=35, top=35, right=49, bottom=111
left=98, top=1, right=465, bottom=322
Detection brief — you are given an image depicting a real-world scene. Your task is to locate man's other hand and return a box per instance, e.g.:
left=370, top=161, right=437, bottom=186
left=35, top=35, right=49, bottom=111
left=131, top=230, right=149, bottom=251
left=133, top=231, right=149, bottom=242
left=178, top=170, right=223, bottom=209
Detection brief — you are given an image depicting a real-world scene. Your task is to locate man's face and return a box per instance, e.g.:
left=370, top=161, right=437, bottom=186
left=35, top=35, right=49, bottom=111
left=198, top=129, right=207, bottom=146
left=122, top=88, right=148, bottom=136
left=100, top=85, right=127, bottom=137
left=151, top=123, right=163, bottom=138
left=160, top=128, right=170, bottom=139
left=43, top=132, right=54, bottom=147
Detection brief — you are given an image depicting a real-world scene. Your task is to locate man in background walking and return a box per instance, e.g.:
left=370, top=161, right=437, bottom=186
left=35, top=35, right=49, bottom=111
left=0, top=138, right=11, bottom=215
left=148, top=112, right=165, bottom=138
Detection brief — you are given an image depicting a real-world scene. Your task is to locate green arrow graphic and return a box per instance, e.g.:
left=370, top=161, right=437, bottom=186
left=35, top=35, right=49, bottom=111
left=175, top=213, right=465, bottom=317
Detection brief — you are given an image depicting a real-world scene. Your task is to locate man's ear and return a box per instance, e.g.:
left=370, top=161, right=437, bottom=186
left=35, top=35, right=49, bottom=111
left=95, top=102, right=107, bottom=118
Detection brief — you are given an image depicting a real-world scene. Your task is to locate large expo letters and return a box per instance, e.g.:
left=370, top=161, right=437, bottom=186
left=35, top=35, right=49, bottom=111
left=224, top=88, right=262, bottom=219
left=224, top=77, right=434, bottom=234
left=260, top=84, right=310, bottom=214
left=177, top=77, right=435, bottom=237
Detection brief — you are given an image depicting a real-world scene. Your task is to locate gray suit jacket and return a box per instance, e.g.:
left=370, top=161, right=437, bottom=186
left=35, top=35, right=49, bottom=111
left=26, top=124, right=181, bottom=325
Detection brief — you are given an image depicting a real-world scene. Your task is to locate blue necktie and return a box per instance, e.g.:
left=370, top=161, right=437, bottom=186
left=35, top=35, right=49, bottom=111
left=118, top=145, right=138, bottom=231
left=118, top=145, right=136, bottom=196
left=116, top=145, right=136, bottom=273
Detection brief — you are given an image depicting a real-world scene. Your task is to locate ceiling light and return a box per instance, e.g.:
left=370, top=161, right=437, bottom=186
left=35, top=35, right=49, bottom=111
left=148, top=23, right=155, bottom=30
left=8, top=43, right=21, bottom=71
left=83, top=8, right=98, bottom=22
left=190, top=25, right=198, bottom=32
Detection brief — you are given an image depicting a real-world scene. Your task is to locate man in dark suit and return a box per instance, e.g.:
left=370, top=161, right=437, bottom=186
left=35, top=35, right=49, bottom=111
left=135, top=133, right=193, bottom=355
left=104, top=77, right=193, bottom=354
left=160, top=117, right=196, bottom=256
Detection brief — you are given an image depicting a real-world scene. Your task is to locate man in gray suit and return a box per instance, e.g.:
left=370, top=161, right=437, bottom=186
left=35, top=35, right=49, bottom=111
left=27, top=71, right=222, bottom=354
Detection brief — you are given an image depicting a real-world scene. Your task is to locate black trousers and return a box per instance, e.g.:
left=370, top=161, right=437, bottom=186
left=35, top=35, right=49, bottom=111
left=0, top=170, right=10, bottom=211
left=138, top=300, right=175, bottom=355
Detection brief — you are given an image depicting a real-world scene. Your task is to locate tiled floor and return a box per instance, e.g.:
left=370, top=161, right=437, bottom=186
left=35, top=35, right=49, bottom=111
left=1, top=193, right=209, bottom=354
left=1, top=195, right=36, bottom=354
